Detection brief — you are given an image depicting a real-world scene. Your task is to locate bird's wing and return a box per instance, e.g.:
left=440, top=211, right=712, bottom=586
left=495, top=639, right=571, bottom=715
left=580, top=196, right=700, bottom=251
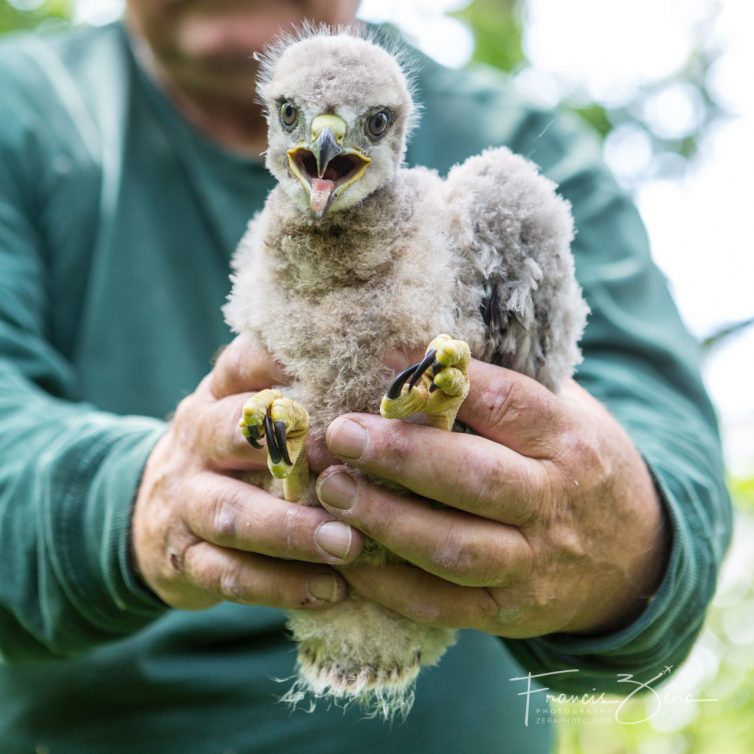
left=446, top=147, right=588, bottom=391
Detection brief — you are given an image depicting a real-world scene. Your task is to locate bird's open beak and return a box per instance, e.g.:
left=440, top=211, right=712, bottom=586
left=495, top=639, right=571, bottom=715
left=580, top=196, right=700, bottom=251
left=287, top=113, right=371, bottom=219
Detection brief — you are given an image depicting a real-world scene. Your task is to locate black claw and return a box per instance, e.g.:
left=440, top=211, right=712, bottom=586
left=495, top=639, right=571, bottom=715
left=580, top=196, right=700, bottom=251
left=408, top=349, right=437, bottom=391
left=386, top=348, right=440, bottom=399
left=246, top=424, right=264, bottom=450
left=386, top=363, right=419, bottom=400
left=429, top=382, right=439, bottom=393
left=430, top=359, right=443, bottom=376
left=273, top=420, right=293, bottom=466
left=264, top=415, right=282, bottom=465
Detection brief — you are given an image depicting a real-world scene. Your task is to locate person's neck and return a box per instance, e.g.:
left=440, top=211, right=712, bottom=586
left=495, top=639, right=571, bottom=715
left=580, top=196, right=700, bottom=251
left=160, top=76, right=268, bottom=157
left=129, top=32, right=268, bottom=157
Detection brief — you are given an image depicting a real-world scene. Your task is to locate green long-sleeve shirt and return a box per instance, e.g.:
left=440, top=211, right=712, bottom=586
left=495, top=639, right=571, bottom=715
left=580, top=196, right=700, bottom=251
left=0, top=22, right=730, bottom=754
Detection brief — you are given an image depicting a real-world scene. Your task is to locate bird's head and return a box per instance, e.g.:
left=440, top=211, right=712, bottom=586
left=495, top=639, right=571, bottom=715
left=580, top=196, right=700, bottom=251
left=257, top=26, right=416, bottom=219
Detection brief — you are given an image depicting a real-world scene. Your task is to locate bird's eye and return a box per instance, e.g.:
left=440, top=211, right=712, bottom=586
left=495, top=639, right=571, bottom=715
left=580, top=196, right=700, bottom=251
left=366, top=109, right=391, bottom=139
left=279, top=101, right=299, bottom=129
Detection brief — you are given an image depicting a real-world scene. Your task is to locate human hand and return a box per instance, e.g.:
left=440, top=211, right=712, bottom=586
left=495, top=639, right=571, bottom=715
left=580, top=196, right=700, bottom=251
left=131, top=333, right=363, bottom=611
left=315, top=360, right=668, bottom=638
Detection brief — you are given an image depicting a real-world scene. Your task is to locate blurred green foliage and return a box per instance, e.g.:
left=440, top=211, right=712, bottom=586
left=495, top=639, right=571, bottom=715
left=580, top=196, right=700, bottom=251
left=452, top=0, right=525, bottom=75
left=0, top=0, right=71, bottom=34
left=702, top=316, right=754, bottom=357
left=453, top=0, right=728, bottom=185
left=729, top=475, right=754, bottom=511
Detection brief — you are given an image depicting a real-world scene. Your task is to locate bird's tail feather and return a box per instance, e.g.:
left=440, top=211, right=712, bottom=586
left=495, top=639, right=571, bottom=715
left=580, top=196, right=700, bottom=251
left=283, top=596, right=456, bottom=721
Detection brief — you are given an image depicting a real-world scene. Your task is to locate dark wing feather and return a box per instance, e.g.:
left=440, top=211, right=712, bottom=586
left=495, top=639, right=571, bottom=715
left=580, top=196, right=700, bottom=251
left=446, top=147, right=587, bottom=390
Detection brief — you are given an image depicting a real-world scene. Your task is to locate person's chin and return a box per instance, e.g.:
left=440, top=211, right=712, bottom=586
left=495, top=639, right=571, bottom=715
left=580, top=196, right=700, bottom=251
left=177, top=9, right=300, bottom=62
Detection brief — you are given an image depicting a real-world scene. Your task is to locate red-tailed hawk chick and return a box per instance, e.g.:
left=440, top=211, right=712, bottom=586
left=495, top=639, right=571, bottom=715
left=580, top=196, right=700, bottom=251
left=224, top=23, right=588, bottom=719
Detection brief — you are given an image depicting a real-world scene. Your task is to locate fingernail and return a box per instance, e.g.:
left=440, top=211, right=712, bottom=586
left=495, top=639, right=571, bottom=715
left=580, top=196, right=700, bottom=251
left=315, top=520, right=354, bottom=560
left=271, top=359, right=291, bottom=384
left=328, top=418, right=368, bottom=459
left=317, top=471, right=358, bottom=510
left=307, top=573, right=340, bottom=602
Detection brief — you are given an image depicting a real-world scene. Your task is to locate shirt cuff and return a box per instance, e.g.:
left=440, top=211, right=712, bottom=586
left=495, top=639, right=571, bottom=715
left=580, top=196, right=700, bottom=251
left=48, top=416, right=169, bottom=638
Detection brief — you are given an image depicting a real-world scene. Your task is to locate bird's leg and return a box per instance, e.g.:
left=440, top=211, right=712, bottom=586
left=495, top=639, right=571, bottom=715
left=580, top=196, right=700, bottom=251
left=380, top=334, right=470, bottom=431
left=240, top=389, right=310, bottom=502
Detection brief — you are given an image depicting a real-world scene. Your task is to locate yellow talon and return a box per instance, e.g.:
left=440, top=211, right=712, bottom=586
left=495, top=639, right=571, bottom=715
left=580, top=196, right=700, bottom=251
left=380, top=335, right=470, bottom=431
left=240, top=389, right=310, bottom=502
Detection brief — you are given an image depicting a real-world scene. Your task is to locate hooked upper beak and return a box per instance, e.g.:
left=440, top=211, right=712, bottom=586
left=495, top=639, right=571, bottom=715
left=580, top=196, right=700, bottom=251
left=309, top=115, right=344, bottom=177
left=287, top=113, right=371, bottom=219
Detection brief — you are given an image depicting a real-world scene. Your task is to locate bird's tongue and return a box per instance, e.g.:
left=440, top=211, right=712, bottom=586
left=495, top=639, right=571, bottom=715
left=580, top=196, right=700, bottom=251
left=310, top=178, right=336, bottom=215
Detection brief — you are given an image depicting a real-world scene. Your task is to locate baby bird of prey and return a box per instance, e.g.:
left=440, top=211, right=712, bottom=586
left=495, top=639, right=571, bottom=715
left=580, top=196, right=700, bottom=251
left=224, top=25, right=588, bottom=719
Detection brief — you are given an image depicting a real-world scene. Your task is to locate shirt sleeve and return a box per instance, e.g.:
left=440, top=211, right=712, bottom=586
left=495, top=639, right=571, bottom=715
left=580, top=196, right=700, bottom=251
left=0, top=84, right=168, bottom=664
left=503, top=112, right=732, bottom=692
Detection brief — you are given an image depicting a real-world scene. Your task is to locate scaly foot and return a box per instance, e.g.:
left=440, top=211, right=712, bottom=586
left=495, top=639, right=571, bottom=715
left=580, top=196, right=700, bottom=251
left=380, top=334, right=470, bottom=431
left=240, top=389, right=310, bottom=501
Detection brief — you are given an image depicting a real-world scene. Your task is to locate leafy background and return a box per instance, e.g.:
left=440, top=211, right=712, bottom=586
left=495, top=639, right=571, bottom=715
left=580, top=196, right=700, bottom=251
left=2, top=1, right=752, bottom=751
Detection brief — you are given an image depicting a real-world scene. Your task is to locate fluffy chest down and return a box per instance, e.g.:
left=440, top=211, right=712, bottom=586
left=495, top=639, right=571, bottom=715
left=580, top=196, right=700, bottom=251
left=226, top=169, right=458, bottom=432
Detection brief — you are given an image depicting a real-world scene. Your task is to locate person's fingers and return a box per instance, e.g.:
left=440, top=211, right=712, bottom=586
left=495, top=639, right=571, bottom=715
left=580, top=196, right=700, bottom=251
left=337, top=562, right=504, bottom=632
left=317, top=467, right=532, bottom=586
left=181, top=541, right=347, bottom=610
left=183, top=471, right=364, bottom=565
left=208, top=332, right=291, bottom=399
left=324, top=415, right=549, bottom=525
left=458, top=360, right=572, bottom=457
left=339, top=563, right=544, bottom=637
left=175, top=391, right=269, bottom=471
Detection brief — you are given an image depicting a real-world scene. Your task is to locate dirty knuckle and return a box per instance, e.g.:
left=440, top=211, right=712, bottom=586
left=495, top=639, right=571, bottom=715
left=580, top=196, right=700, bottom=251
left=431, top=530, right=480, bottom=583
left=484, top=380, right=518, bottom=428
left=407, top=600, right=444, bottom=626
left=430, top=540, right=463, bottom=574
left=480, top=457, right=509, bottom=505
left=456, top=545, right=498, bottom=586
left=210, top=495, right=242, bottom=543
left=460, top=545, right=493, bottom=580
left=458, top=455, right=506, bottom=514
left=218, top=564, right=246, bottom=601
